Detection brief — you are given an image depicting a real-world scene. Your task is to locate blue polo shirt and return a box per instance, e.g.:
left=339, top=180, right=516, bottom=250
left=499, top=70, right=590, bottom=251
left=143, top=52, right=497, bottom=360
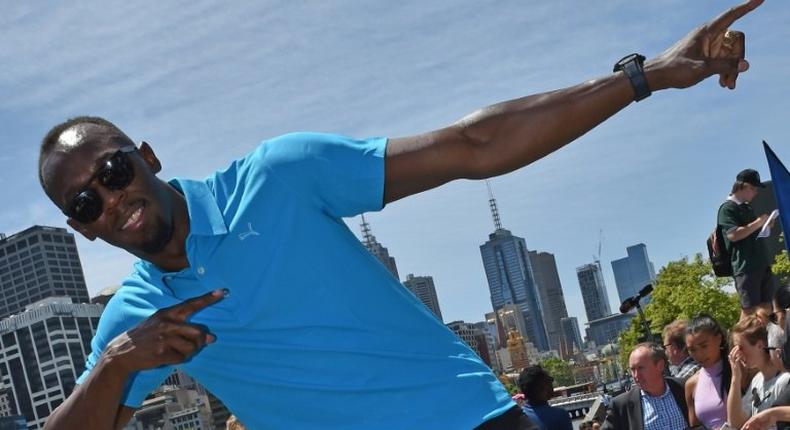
left=77, top=132, right=514, bottom=429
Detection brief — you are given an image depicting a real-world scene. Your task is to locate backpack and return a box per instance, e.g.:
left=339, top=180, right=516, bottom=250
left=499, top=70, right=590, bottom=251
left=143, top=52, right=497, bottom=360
left=707, top=202, right=733, bottom=277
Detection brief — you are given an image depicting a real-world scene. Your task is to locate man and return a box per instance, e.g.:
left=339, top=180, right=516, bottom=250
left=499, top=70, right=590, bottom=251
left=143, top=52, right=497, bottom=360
left=663, top=319, right=700, bottom=381
left=602, top=343, right=689, bottom=430
left=718, top=168, right=777, bottom=318
left=38, top=1, right=762, bottom=428
left=517, top=366, right=573, bottom=430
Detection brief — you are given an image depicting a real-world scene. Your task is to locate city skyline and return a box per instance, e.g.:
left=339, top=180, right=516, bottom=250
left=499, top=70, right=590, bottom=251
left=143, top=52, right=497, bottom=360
left=1, top=1, right=789, bottom=330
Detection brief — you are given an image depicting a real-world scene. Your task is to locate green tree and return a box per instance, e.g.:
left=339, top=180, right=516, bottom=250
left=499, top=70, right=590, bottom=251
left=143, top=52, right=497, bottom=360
left=773, top=233, right=790, bottom=286
left=618, top=254, right=740, bottom=366
left=538, top=356, right=574, bottom=387
left=498, top=373, right=518, bottom=395
left=774, top=249, right=790, bottom=285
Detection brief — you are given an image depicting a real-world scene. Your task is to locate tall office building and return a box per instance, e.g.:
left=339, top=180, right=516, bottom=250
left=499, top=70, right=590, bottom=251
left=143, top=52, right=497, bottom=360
left=446, top=321, right=492, bottom=367
left=576, top=262, right=612, bottom=322
left=611, top=243, right=656, bottom=305
left=479, top=183, right=548, bottom=351
left=528, top=251, right=570, bottom=353
left=586, top=313, right=635, bottom=347
left=0, top=297, right=102, bottom=430
left=473, top=321, right=499, bottom=372
left=559, top=317, right=584, bottom=359
left=359, top=215, right=400, bottom=279
left=0, top=226, right=89, bottom=319
left=123, top=386, right=214, bottom=430
left=484, top=312, right=499, bottom=346
left=402, top=274, right=443, bottom=322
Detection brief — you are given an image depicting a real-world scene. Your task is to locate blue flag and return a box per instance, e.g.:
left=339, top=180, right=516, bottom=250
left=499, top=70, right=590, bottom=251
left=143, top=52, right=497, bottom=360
left=764, top=141, right=790, bottom=254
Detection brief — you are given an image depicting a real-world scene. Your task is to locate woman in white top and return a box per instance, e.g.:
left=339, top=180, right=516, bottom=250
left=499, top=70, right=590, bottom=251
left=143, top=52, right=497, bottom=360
left=727, top=315, right=790, bottom=430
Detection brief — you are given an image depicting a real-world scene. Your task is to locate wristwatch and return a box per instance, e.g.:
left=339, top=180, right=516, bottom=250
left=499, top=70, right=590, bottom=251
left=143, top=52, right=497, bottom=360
left=613, top=53, right=651, bottom=102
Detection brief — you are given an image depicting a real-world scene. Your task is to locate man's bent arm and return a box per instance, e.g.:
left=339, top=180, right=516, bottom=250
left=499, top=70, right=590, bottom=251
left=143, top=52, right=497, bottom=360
left=44, top=355, right=136, bottom=430
left=384, top=0, right=762, bottom=204
left=44, top=289, right=224, bottom=429
left=726, top=214, right=768, bottom=242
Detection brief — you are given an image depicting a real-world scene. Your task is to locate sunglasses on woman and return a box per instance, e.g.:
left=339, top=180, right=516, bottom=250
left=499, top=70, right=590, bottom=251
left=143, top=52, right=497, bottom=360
left=63, top=146, right=137, bottom=224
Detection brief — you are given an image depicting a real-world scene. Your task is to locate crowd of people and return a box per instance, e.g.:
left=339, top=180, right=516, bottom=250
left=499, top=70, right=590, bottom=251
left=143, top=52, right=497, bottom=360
left=510, top=168, right=788, bottom=430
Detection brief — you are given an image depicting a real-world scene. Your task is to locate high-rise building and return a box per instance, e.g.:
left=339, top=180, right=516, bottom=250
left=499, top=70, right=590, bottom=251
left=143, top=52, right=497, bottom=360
left=359, top=215, right=399, bottom=279
left=586, top=313, right=636, bottom=347
left=123, top=386, right=214, bottom=430
left=0, top=297, right=101, bottom=430
left=402, top=274, right=443, bottom=322
left=479, top=184, right=548, bottom=351
left=528, top=251, right=570, bottom=353
left=611, top=243, right=656, bottom=305
left=484, top=312, right=499, bottom=347
left=446, top=321, right=492, bottom=367
left=576, top=262, right=612, bottom=322
left=0, top=226, right=89, bottom=319
left=559, top=317, right=584, bottom=359
left=495, top=304, right=529, bottom=346
left=473, top=321, right=499, bottom=372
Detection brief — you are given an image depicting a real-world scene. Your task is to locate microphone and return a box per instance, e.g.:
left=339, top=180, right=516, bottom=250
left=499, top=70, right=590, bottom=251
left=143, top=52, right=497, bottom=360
left=619, top=284, right=654, bottom=314
left=619, top=297, right=639, bottom=314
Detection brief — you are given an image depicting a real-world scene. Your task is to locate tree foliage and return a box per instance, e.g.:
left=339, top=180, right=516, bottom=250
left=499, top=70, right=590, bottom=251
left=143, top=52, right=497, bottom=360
left=773, top=249, right=790, bottom=286
left=498, top=373, right=518, bottom=395
left=618, top=254, right=740, bottom=366
left=539, top=356, right=575, bottom=387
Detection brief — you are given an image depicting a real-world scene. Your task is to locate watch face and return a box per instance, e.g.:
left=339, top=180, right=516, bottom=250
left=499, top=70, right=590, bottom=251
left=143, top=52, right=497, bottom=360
left=614, top=53, right=644, bottom=72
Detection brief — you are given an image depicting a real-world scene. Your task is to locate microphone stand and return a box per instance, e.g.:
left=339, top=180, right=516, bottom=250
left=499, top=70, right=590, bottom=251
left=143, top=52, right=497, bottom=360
left=634, top=300, right=655, bottom=343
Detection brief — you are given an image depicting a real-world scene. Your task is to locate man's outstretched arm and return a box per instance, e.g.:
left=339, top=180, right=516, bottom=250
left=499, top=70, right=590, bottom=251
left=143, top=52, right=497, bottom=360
left=43, top=290, right=224, bottom=430
left=384, top=0, right=762, bottom=204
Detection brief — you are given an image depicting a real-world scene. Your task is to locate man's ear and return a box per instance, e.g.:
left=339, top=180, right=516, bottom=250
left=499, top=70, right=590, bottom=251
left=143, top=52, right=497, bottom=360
left=139, top=141, right=162, bottom=174
left=67, top=218, right=97, bottom=241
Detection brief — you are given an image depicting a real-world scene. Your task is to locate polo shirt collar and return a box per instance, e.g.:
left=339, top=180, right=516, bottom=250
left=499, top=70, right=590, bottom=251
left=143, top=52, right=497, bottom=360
left=728, top=194, right=745, bottom=205
left=169, top=178, right=228, bottom=237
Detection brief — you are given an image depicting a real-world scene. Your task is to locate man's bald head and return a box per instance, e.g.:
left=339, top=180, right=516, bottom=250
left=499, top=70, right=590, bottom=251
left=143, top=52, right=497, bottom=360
left=39, top=116, right=133, bottom=203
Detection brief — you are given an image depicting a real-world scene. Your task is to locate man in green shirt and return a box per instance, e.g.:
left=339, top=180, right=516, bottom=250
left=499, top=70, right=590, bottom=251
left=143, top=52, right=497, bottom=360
left=717, top=169, right=776, bottom=319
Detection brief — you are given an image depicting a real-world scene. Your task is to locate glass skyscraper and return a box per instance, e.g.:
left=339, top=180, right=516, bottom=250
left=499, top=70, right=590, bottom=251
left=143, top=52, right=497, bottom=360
left=611, top=243, right=656, bottom=304
left=528, top=250, right=570, bottom=353
left=576, top=262, right=611, bottom=322
left=480, top=229, right=549, bottom=351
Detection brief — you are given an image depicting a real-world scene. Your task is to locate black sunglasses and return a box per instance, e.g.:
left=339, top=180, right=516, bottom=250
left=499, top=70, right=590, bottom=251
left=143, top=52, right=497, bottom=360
left=63, top=146, right=137, bottom=224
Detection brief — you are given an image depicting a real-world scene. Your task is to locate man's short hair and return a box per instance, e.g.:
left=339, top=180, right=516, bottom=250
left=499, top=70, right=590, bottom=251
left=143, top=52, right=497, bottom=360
left=38, top=116, right=125, bottom=196
left=632, top=342, right=668, bottom=365
left=517, top=365, right=551, bottom=400
left=662, top=319, right=689, bottom=351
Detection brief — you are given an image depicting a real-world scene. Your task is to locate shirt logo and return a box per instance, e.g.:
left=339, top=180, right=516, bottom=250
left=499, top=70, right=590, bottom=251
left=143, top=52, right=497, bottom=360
left=238, top=222, right=260, bottom=241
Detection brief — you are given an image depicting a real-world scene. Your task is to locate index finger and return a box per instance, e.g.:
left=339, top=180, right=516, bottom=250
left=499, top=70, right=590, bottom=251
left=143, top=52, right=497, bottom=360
left=709, top=0, right=764, bottom=33
left=168, top=289, right=226, bottom=319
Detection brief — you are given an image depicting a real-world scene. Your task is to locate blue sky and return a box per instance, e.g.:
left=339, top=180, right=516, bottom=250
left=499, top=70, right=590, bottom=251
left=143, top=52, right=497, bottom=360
left=1, top=1, right=788, bottom=332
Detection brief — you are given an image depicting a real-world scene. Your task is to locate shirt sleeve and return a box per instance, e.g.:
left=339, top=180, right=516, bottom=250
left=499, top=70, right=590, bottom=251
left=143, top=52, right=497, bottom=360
left=718, top=202, right=740, bottom=234
left=247, top=132, right=388, bottom=218
left=75, top=288, right=174, bottom=407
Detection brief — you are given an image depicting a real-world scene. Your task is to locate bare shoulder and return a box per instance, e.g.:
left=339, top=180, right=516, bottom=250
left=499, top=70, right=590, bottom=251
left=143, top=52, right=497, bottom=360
left=686, top=372, right=699, bottom=393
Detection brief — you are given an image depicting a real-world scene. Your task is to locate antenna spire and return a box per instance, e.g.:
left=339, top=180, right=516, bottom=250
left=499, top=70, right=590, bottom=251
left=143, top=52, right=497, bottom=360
left=360, top=215, right=375, bottom=245
left=486, top=180, right=503, bottom=231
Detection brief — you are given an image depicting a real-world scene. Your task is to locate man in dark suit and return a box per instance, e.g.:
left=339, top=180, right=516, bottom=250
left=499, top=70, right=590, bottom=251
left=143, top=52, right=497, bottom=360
left=603, top=342, right=689, bottom=430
